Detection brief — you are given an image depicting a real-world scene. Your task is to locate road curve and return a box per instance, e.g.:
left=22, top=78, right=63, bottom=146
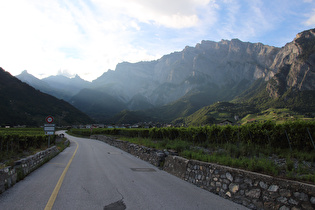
left=0, top=131, right=248, bottom=210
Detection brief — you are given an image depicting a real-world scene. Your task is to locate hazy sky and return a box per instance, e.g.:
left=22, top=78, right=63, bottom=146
left=0, top=0, right=314, bottom=81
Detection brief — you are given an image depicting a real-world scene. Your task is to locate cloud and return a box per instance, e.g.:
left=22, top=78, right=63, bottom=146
left=216, top=0, right=275, bottom=40
left=57, top=69, right=75, bottom=78
left=305, top=9, right=315, bottom=26
left=91, top=0, right=215, bottom=29
left=0, top=0, right=162, bottom=81
left=0, top=0, right=314, bottom=81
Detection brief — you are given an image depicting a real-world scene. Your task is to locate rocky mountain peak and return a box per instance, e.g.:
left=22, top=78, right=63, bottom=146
left=266, top=28, right=315, bottom=98
left=294, top=28, right=315, bottom=41
left=20, top=70, right=29, bottom=74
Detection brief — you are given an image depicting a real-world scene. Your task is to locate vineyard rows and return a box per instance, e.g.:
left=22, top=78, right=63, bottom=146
left=71, top=121, right=315, bottom=151
left=0, top=128, right=54, bottom=153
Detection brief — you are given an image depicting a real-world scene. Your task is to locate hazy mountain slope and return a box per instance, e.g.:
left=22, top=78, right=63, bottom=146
left=0, top=67, right=93, bottom=126
left=126, top=94, right=155, bottom=110
left=87, top=39, right=280, bottom=108
left=16, top=70, right=73, bottom=100
left=70, top=89, right=127, bottom=122
left=17, top=71, right=91, bottom=101
left=109, top=110, right=154, bottom=124
left=91, top=61, right=158, bottom=103
left=42, top=74, right=91, bottom=99
left=16, top=70, right=51, bottom=91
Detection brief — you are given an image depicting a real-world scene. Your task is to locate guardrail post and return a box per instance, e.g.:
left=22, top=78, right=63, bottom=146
left=307, top=128, right=315, bottom=150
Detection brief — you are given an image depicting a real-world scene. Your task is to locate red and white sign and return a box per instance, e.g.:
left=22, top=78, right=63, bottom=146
left=45, top=116, right=54, bottom=124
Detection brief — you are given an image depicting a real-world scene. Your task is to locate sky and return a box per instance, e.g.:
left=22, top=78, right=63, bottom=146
left=0, top=0, right=315, bottom=81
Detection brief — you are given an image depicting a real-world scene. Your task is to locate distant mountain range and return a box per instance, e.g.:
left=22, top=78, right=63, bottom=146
left=16, top=28, right=315, bottom=125
left=17, top=71, right=91, bottom=101
left=0, top=68, right=93, bottom=126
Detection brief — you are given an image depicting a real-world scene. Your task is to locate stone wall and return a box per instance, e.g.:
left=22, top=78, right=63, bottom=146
left=91, top=135, right=315, bottom=210
left=0, top=146, right=59, bottom=194
left=164, top=156, right=315, bottom=210
left=91, top=135, right=170, bottom=167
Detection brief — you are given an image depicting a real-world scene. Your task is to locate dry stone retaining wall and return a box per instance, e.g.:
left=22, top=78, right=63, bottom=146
left=91, top=135, right=168, bottom=167
left=91, top=135, right=315, bottom=210
left=0, top=146, right=59, bottom=194
left=164, top=156, right=315, bottom=210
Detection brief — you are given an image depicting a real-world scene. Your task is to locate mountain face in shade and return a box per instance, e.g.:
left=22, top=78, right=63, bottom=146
left=0, top=67, right=93, bottom=126
left=16, top=71, right=91, bottom=101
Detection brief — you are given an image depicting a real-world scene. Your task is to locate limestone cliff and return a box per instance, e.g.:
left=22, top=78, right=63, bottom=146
left=267, top=29, right=315, bottom=98
left=91, top=38, right=281, bottom=107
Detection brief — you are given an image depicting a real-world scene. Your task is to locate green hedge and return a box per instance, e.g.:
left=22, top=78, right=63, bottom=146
left=0, top=128, right=55, bottom=153
left=70, top=121, right=315, bottom=151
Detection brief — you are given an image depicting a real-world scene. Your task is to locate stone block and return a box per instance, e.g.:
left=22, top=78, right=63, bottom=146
left=215, top=182, right=221, bottom=187
left=259, top=181, right=268, bottom=189
left=244, top=178, right=252, bottom=186
left=277, top=196, right=288, bottom=204
left=268, top=185, right=279, bottom=192
left=225, top=191, right=232, bottom=198
left=294, top=192, right=308, bottom=201
left=288, top=198, right=298, bottom=205
left=234, top=176, right=243, bottom=183
left=252, top=200, right=264, bottom=209
left=229, top=183, right=239, bottom=193
left=245, top=188, right=261, bottom=199
left=226, top=172, right=233, bottom=182
left=301, top=202, right=314, bottom=210
left=279, top=189, right=291, bottom=197
left=279, top=205, right=290, bottom=210
left=263, top=201, right=274, bottom=209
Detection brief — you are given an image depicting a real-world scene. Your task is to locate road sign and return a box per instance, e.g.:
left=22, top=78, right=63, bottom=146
left=44, top=124, right=55, bottom=127
left=44, top=116, right=55, bottom=137
left=44, top=126, right=55, bottom=131
left=45, top=131, right=55, bottom=135
left=45, top=116, right=54, bottom=124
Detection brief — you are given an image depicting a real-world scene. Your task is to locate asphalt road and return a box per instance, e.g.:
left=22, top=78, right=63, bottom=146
left=0, top=131, right=248, bottom=210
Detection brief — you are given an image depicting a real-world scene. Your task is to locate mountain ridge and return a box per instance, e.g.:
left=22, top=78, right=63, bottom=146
left=16, top=28, right=315, bottom=124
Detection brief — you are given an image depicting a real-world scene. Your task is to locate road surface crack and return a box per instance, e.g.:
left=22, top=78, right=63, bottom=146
left=103, top=188, right=126, bottom=210
left=81, top=186, right=90, bottom=195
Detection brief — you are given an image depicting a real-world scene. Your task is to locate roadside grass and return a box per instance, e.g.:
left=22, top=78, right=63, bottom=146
left=0, top=137, right=69, bottom=169
left=0, top=146, right=46, bottom=169
left=109, top=135, right=315, bottom=184
left=56, top=138, right=70, bottom=152
left=181, top=149, right=279, bottom=175
left=118, top=136, right=191, bottom=152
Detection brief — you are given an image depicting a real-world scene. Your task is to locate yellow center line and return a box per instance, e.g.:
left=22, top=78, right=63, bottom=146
left=44, top=140, right=79, bottom=210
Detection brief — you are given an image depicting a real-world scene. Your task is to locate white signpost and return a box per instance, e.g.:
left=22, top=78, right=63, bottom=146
left=44, top=116, right=55, bottom=147
left=44, top=124, right=55, bottom=135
